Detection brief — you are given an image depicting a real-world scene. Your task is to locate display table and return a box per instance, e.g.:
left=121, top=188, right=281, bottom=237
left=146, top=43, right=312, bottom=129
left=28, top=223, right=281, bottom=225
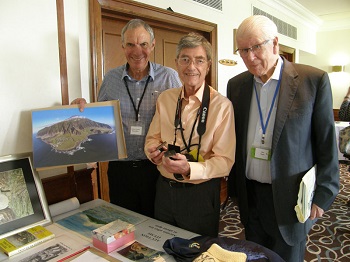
left=0, top=199, right=284, bottom=261
left=0, top=199, right=197, bottom=262
left=335, top=121, right=349, bottom=161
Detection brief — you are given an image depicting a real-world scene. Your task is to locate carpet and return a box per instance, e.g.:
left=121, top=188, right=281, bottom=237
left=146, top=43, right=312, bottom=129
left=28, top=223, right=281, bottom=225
left=218, top=163, right=350, bottom=261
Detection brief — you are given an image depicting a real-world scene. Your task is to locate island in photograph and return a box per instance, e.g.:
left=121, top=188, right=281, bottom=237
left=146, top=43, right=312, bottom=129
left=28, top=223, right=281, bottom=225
left=31, top=101, right=127, bottom=169
left=36, top=115, right=114, bottom=154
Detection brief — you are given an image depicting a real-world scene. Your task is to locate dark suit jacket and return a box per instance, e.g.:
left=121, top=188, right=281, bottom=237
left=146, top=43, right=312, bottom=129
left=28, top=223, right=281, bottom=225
left=227, top=57, right=339, bottom=246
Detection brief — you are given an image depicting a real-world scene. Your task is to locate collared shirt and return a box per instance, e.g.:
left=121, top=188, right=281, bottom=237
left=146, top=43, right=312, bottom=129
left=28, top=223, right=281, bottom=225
left=98, top=62, right=182, bottom=160
left=145, top=83, right=236, bottom=184
left=246, top=57, right=283, bottom=183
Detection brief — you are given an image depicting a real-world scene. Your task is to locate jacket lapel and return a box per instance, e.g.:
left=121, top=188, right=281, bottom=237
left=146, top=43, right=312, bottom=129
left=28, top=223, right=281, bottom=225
left=240, top=74, right=254, bottom=163
left=272, top=57, right=299, bottom=153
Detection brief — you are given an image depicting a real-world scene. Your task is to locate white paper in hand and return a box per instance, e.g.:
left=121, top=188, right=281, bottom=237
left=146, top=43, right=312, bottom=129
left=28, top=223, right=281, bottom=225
left=295, top=165, right=316, bottom=223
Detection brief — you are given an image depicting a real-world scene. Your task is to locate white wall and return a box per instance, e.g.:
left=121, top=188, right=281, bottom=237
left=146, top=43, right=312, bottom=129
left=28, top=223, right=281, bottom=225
left=299, top=29, right=350, bottom=109
left=0, top=0, right=61, bottom=158
left=1, top=0, right=345, bottom=164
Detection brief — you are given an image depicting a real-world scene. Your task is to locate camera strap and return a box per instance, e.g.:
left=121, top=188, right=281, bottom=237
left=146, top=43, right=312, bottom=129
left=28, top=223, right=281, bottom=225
left=173, top=83, right=210, bottom=161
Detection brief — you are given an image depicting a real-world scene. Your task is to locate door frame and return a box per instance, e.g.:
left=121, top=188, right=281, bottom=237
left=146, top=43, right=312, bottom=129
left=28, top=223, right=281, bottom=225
left=89, top=0, right=218, bottom=101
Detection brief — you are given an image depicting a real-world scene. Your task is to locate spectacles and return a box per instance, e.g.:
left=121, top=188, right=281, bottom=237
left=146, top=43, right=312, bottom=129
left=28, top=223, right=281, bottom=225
left=177, top=57, right=208, bottom=67
left=235, top=39, right=271, bottom=57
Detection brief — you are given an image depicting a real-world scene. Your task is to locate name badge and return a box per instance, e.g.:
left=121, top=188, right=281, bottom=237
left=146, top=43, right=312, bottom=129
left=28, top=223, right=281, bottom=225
left=129, top=120, right=145, bottom=136
left=251, top=147, right=271, bottom=161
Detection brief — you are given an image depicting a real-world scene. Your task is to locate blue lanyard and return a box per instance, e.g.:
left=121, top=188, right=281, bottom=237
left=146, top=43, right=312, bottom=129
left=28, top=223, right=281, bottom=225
left=254, top=64, right=283, bottom=144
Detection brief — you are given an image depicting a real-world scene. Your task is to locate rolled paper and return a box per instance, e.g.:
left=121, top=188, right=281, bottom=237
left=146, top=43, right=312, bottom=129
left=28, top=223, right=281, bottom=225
left=49, top=197, right=80, bottom=217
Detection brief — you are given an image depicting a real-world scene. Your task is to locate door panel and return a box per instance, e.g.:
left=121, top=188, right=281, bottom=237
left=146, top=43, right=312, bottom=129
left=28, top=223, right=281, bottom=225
left=162, top=40, right=178, bottom=69
left=153, top=28, right=187, bottom=70
left=102, top=18, right=126, bottom=78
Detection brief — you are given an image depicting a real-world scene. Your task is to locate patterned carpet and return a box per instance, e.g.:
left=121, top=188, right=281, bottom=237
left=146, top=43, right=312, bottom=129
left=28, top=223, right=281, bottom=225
left=218, top=163, right=350, bottom=261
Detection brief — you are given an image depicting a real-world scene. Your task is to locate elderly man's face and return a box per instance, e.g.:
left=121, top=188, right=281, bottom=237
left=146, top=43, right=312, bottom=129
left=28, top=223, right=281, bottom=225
left=236, top=35, right=278, bottom=83
left=175, top=46, right=211, bottom=95
left=122, top=26, right=155, bottom=74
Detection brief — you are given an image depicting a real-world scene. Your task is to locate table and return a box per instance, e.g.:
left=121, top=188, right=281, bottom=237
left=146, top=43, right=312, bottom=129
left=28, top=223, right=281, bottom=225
left=0, top=199, right=284, bottom=261
left=0, top=199, right=197, bottom=262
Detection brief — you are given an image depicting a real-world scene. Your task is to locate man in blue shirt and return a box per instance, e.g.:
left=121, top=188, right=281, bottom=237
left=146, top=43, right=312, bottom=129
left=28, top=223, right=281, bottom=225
left=73, top=19, right=181, bottom=217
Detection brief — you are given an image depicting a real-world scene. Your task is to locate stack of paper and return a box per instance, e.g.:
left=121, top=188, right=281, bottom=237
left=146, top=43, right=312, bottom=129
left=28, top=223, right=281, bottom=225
left=295, top=165, right=316, bottom=223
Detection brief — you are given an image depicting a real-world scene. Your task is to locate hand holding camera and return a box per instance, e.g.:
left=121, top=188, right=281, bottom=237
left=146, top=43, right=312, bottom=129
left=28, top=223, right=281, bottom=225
left=163, top=144, right=190, bottom=180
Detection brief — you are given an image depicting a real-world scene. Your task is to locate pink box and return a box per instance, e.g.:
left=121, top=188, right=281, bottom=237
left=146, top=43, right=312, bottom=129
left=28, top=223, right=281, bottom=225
left=92, top=231, right=135, bottom=253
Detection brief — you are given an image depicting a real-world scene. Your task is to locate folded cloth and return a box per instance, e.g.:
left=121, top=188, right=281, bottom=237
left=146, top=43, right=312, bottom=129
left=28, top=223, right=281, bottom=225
left=163, top=235, right=285, bottom=262
left=193, top=243, right=247, bottom=262
left=163, top=236, right=209, bottom=262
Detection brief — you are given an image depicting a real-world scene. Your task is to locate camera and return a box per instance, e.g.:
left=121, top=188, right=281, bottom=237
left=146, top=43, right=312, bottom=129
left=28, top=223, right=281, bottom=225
left=164, top=145, right=184, bottom=180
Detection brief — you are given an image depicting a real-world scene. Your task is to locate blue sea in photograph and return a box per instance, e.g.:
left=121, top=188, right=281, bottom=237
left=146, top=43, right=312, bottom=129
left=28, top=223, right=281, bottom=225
left=33, top=132, right=119, bottom=168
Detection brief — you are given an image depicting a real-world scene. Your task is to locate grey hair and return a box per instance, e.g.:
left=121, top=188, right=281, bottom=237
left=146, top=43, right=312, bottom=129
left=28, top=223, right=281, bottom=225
left=236, top=15, right=278, bottom=41
left=121, top=19, right=155, bottom=45
left=176, top=32, right=212, bottom=61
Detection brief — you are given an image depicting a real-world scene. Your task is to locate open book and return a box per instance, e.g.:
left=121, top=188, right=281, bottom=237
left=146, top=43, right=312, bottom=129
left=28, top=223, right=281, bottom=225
left=295, top=165, right=316, bottom=223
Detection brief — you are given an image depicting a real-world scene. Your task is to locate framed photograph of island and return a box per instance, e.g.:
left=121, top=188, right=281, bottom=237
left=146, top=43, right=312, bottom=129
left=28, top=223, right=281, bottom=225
left=31, top=101, right=127, bottom=169
left=0, top=152, right=52, bottom=240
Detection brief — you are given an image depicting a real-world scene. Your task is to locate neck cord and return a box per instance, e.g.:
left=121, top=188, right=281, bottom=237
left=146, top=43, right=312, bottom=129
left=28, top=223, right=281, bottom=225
left=254, top=64, right=283, bottom=144
left=123, top=75, right=151, bottom=121
left=173, top=84, right=210, bottom=161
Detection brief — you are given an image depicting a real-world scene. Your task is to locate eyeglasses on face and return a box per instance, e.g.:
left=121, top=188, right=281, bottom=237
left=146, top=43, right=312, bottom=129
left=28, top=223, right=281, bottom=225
left=177, top=57, right=208, bottom=67
left=235, top=39, right=272, bottom=57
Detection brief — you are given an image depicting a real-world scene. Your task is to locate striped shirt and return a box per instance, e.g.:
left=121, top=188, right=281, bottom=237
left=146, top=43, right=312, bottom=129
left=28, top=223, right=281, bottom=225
left=98, top=62, right=182, bottom=160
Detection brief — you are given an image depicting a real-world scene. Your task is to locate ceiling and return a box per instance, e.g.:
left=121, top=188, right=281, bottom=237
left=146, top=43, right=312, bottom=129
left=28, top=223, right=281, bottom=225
left=294, top=0, right=350, bottom=30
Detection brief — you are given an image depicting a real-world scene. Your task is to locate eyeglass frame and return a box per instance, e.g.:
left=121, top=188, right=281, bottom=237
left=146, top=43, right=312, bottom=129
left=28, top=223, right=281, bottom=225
left=176, top=56, right=209, bottom=67
left=235, top=39, right=272, bottom=57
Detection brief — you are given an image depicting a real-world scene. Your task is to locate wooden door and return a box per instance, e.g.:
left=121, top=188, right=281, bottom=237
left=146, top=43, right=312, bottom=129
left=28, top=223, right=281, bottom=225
left=90, top=0, right=219, bottom=202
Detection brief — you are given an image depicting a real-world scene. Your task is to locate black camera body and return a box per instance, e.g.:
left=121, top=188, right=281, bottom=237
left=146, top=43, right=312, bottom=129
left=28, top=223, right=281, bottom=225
left=164, top=144, right=184, bottom=180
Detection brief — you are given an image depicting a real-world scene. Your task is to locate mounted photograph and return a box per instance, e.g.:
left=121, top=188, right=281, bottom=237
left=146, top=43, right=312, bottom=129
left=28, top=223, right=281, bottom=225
left=31, top=101, right=126, bottom=169
left=0, top=153, right=52, bottom=240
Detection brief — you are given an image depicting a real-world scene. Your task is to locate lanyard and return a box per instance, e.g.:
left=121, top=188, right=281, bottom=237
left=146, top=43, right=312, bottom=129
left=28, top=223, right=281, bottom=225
left=254, top=64, right=283, bottom=144
left=123, top=75, right=151, bottom=121
left=173, top=84, right=210, bottom=159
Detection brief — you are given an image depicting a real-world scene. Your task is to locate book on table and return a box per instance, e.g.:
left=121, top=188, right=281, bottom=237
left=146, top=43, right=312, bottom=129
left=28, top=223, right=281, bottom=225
left=0, top=225, right=55, bottom=257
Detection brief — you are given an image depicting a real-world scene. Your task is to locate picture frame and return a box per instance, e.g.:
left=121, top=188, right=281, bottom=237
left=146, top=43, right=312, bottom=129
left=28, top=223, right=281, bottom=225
left=233, top=28, right=237, bottom=54
left=31, top=101, right=127, bottom=169
left=0, top=152, right=52, bottom=239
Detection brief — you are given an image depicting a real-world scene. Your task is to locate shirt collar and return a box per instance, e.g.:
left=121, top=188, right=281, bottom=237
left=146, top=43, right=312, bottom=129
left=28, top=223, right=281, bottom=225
left=254, top=56, right=283, bottom=84
left=181, top=82, right=205, bottom=103
left=122, top=62, right=155, bottom=81
left=272, top=56, right=283, bottom=80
